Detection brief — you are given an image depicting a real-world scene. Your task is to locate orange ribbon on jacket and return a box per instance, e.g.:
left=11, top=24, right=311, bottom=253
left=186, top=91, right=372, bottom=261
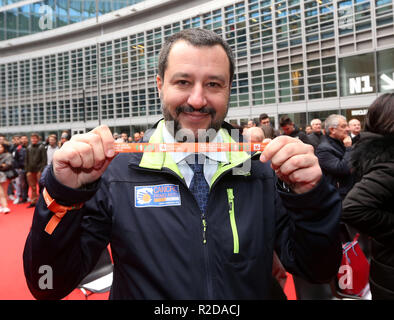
left=43, top=188, right=84, bottom=235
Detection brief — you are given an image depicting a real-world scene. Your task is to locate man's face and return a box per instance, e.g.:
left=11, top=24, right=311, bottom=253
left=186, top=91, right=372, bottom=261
left=157, top=40, right=231, bottom=140
left=134, top=133, right=140, bottom=141
left=21, top=136, right=28, bottom=146
left=330, top=118, right=350, bottom=141
left=48, top=136, right=57, bottom=146
left=260, top=118, right=270, bottom=126
left=281, top=124, right=294, bottom=135
left=30, top=136, right=38, bottom=144
left=311, top=120, right=321, bottom=133
left=121, top=133, right=128, bottom=141
left=247, top=120, right=255, bottom=128
left=349, top=119, right=361, bottom=135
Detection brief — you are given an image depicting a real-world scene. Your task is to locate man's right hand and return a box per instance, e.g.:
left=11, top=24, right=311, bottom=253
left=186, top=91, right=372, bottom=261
left=52, top=125, right=116, bottom=189
left=343, top=135, right=352, bottom=147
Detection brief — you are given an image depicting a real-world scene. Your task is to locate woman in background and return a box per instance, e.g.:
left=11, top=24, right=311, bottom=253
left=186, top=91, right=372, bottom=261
left=342, top=93, right=394, bottom=299
left=0, top=143, right=14, bottom=214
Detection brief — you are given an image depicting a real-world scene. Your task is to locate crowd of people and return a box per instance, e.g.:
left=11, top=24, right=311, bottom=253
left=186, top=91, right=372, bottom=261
left=241, top=97, right=393, bottom=299
left=2, top=103, right=392, bottom=300
left=112, top=131, right=145, bottom=143
left=0, top=129, right=145, bottom=215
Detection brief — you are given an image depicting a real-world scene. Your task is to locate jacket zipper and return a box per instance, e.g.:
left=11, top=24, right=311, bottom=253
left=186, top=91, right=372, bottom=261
left=201, top=211, right=213, bottom=299
left=201, top=213, right=207, bottom=245
left=134, top=164, right=214, bottom=298
left=226, top=188, right=239, bottom=254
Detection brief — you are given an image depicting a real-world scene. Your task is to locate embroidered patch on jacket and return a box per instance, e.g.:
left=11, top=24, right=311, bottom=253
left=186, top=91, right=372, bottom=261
left=135, top=184, right=181, bottom=208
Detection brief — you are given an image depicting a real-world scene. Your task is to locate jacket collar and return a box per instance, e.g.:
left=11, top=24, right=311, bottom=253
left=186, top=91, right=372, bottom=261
left=327, top=135, right=346, bottom=151
left=129, top=119, right=253, bottom=182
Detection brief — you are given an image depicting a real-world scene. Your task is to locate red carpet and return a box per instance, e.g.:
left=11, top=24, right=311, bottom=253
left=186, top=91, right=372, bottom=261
left=0, top=200, right=108, bottom=300
left=0, top=199, right=296, bottom=300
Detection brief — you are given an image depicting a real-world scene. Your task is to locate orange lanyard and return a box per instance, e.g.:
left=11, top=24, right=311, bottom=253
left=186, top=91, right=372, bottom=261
left=114, top=141, right=269, bottom=153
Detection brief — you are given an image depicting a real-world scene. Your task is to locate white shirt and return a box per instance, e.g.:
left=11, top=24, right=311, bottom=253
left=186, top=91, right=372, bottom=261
left=162, top=124, right=228, bottom=188
left=46, top=145, right=59, bottom=165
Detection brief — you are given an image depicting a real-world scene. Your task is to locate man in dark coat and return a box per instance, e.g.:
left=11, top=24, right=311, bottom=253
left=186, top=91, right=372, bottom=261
left=25, top=133, right=47, bottom=208
left=23, top=29, right=342, bottom=300
left=308, top=118, right=324, bottom=151
left=348, top=118, right=361, bottom=145
left=316, top=114, right=353, bottom=200
left=279, top=115, right=312, bottom=145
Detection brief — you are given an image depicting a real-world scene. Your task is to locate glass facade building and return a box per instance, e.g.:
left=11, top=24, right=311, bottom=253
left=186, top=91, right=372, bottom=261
left=0, top=0, right=145, bottom=40
left=0, top=0, right=393, bottom=138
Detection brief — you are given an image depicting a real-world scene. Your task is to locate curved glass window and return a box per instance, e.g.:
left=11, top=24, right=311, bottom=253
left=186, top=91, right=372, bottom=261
left=1, top=0, right=146, bottom=40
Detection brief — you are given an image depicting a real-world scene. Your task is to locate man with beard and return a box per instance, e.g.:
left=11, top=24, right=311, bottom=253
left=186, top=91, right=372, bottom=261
left=23, top=29, right=342, bottom=300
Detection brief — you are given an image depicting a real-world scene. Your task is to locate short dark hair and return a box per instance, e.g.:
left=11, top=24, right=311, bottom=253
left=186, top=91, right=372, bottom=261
left=279, top=115, right=293, bottom=127
left=259, top=113, right=269, bottom=122
left=158, top=28, right=235, bottom=83
left=48, top=134, right=57, bottom=141
left=365, top=93, right=394, bottom=135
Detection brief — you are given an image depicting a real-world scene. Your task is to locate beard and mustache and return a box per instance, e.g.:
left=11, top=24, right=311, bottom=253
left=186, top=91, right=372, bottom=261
left=162, top=103, right=228, bottom=143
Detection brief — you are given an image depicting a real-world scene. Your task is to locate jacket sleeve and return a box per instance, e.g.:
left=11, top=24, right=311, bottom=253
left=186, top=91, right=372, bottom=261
left=299, top=132, right=313, bottom=146
left=0, top=154, right=13, bottom=171
left=23, top=166, right=112, bottom=300
left=25, top=148, right=29, bottom=172
left=342, top=166, right=394, bottom=246
left=274, top=176, right=342, bottom=283
left=40, top=146, right=48, bottom=172
left=316, top=146, right=351, bottom=176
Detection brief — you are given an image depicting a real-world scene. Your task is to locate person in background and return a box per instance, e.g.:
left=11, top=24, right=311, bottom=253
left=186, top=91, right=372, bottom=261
left=348, top=118, right=362, bottom=145
left=116, top=132, right=129, bottom=143
left=46, top=134, right=59, bottom=166
left=14, top=135, right=29, bottom=204
left=279, top=115, right=312, bottom=145
left=0, top=135, right=6, bottom=145
left=259, top=113, right=279, bottom=139
left=25, top=133, right=47, bottom=208
left=0, top=143, right=14, bottom=214
left=133, top=132, right=141, bottom=143
left=244, top=126, right=264, bottom=143
left=305, top=125, right=312, bottom=135
left=247, top=119, right=256, bottom=128
left=308, top=118, right=324, bottom=151
left=59, top=130, right=71, bottom=147
left=342, top=93, right=394, bottom=300
left=316, top=115, right=353, bottom=199
left=8, top=135, right=20, bottom=201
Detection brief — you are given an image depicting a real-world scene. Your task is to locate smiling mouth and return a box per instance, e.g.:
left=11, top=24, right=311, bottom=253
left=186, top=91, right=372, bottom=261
left=183, top=112, right=210, bottom=120
left=175, top=105, right=216, bottom=117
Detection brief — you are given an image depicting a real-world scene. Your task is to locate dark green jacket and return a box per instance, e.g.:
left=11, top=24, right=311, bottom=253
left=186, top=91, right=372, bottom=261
left=25, top=143, right=47, bottom=173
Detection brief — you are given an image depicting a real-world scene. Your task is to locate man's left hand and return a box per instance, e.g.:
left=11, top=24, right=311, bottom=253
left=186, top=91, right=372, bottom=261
left=260, top=136, right=322, bottom=194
